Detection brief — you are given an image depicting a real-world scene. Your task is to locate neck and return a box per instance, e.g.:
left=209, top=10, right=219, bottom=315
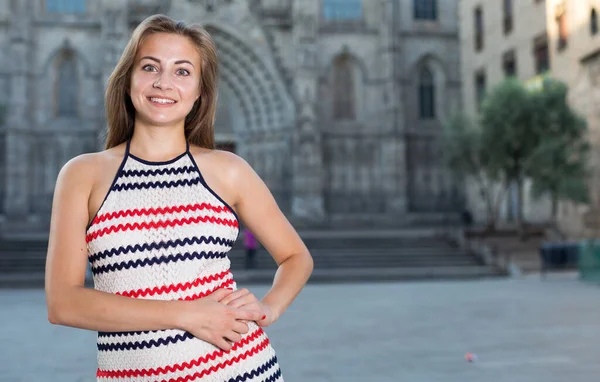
left=129, top=120, right=188, bottom=161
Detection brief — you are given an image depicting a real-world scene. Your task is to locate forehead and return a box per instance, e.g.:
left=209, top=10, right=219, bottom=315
left=136, top=32, right=201, bottom=64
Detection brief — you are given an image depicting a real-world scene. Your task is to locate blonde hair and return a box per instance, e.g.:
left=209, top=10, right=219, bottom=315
left=104, top=14, right=219, bottom=149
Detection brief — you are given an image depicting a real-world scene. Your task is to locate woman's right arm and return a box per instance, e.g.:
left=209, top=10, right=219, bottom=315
left=45, top=155, right=260, bottom=350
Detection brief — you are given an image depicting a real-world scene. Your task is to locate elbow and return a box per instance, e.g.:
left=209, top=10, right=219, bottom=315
left=47, top=302, right=65, bottom=325
left=305, top=250, right=314, bottom=276
left=46, top=288, right=75, bottom=326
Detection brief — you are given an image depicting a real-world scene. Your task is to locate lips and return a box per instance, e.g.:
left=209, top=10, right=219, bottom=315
left=147, top=96, right=177, bottom=104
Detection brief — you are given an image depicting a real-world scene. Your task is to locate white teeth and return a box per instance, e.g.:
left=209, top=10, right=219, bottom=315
left=150, top=97, right=175, bottom=104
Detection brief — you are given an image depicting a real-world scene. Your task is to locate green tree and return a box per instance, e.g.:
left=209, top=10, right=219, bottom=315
left=480, top=78, right=542, bottom=227
left=443, top=112, right=505, bottom=229
left=527, top=79, right=590, bottom=220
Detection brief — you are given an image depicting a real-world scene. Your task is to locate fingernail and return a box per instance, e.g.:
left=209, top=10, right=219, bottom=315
left=262, top=315, right=266, bottom=320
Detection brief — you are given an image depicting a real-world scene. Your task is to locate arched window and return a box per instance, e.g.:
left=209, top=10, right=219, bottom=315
left=419, top=67, right=435, bottom=119
left=46, top=0, right=86, bottom=13
left=414, top=0, right=437, bottom=20
left=332, top=54, right=356, bottom=120
left=323, top=0, right=362, bottom=21
left=591, top=8, right=598, bottom=35
left=56, top=50, right=78, bottom=118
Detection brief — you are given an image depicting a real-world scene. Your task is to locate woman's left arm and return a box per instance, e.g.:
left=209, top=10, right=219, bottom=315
left=224, top=154, right=314, bottom=325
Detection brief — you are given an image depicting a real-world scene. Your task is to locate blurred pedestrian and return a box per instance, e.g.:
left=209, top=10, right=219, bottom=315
left=461, top=208, right=473, bottom=228
left=44, top=14, right=313, bottom=381
left=244, top=227, right=258, bottom=269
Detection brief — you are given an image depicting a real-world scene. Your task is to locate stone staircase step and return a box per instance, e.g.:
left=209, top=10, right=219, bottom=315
left=0, top=228, right=502, bottom=284
left=0, top=265, right=502, bottom=288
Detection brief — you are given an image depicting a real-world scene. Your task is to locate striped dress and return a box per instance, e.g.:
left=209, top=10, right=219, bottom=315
left=86, top=140, right=282, bottom=381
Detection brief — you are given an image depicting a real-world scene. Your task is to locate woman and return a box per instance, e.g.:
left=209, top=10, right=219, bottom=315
left=45, top=14, right=313, bottom=381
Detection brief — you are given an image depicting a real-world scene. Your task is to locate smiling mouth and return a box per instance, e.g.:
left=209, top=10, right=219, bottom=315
left=148, top=97, right=177, bottom=104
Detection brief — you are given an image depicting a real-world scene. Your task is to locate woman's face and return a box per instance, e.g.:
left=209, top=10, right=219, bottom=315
left=130, top=32, right=201, bottom=127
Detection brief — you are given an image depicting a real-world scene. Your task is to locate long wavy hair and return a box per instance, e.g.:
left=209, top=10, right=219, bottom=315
left=104, top=14, right=219, bottom=149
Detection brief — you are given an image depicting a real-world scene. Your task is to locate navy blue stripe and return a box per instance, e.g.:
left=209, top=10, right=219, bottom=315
left=89, top=236, right=234, bottom=263
left=98, top=331, right=194, bottom=352
left=128, top=151, right=188, bottom=166
left=85, top=151, right=129, bottom=232
left=120, top=166, right=196, bottom=178
left=186, top=152, right=241, bottom=231
left=98, top=329, right=164, bottom=338
left=111, top=177, right=200, bottom=192
left=91, top=250, right=228, bottom=275
left=263, top=368, right=282, bottom=382
left=227, top=356, right=279, bottom=382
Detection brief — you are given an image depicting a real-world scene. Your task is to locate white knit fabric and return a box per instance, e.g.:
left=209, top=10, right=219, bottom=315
left=86, top=145, right=282, bottom=381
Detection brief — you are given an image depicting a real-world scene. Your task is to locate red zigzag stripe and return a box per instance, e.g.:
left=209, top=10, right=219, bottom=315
left=86, top=216, right=239, bottom=242
left=179, top=279, right=235, bottom=301
left=116, top=270, right=232, bottom=298
left=96, top=335, right=269, bottom=379
left=92, top=203, right=232, bottom=226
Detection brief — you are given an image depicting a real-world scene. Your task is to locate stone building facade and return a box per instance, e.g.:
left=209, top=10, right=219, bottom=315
left=545, top=0, right=600, bottom=238
left=458, top=0, right=553, bottom=224
left=459, top=0, right=600, bottom=235
left=0, top=0, right=462, bottom=235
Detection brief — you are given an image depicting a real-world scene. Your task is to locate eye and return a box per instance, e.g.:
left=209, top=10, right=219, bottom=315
left=176, top=68, right=190, bottom=76
left=142, top=64, right=157, bottom=72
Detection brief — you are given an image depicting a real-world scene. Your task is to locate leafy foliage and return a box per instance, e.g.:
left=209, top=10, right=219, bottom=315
left=444, top=77, right=590, bottom=226
left=526, top=79, right=590, bottom=217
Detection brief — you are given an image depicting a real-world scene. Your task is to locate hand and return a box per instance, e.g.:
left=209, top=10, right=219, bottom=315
left=219, top=288, right=279, bottom=327
left=178, top=288, right=264, bottom=351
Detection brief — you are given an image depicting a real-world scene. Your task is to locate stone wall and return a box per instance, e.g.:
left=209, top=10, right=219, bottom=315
left=0, top=0, right=464, bottom=233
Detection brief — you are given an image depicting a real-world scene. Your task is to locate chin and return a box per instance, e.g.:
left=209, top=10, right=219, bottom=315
left=143, top=111, right=186, bottom=126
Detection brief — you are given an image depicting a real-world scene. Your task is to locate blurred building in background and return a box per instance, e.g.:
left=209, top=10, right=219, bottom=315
left=0, top=0, right=463, bottom=235
left=545, top=0, right=600, bottom=238
left=459, top=0, right=600, bottom=236
left=459, top=0, right=551, bottom=224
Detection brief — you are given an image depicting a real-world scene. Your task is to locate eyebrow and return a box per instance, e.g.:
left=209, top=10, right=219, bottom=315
left=140, top=56, right=195, bottom=68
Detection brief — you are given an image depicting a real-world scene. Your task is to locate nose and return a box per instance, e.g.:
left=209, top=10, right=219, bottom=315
left=153, top=71, right=173, bottom=90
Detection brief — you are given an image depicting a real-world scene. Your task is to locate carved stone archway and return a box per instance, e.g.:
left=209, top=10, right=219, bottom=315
left=204, top=24, right=294, bottom=210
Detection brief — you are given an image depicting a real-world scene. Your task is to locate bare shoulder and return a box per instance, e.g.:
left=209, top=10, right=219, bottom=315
left=188, top=146, right=258, bottom=211
left=56, top=144, right=125, bottom=188
left=189, top=146, right=253, bottom=181
left=56, top=152, right=99, bottom=188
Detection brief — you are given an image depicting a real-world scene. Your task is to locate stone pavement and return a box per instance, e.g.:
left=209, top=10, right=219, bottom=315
left=1, top=274, right=600, bottom=381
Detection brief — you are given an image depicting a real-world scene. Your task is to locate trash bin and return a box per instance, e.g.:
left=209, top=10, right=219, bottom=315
left=540, top=241, right=579, bottom=277
left=579, top=239, right=600, bottom=283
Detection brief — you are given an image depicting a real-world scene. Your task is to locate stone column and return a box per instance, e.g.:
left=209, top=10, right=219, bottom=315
left=101, top=1, right=129, bottom=88
left=3, top=0, right=33, bottom=224
left=378, top=0, right=407, bottom=215
left=99, top=0, right=130, bottom=146
left=290, top=0, right=325, bottom=223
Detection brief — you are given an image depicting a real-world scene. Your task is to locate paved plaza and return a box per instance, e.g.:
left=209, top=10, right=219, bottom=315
left=1, top=274, right=600, bottom=381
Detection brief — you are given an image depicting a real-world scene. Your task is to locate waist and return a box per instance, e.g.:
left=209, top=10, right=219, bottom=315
left=96, top=324, right=273, bottom=379
left=93, top=259, right=235, bottom=301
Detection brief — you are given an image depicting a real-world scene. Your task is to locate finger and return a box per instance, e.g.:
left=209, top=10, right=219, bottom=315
left=236, top=308, right=264, bottom=322
left=220, top=289, right=250, bottom=305
left=214, top=337, right=232, bottom=352
left=228, top=295, right=258, bottom=309
left=224, top=331, right=242, bottom=344
left=206, top=288, right=233, bottom=302
left=232, top=321, right=250, bottom=335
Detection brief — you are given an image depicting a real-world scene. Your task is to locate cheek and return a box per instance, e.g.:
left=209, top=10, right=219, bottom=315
left=129, top=77, right=143, bottom=102
left=182, top=84, right=200, bottom=102
left=130, top=72, right=153, bottom=97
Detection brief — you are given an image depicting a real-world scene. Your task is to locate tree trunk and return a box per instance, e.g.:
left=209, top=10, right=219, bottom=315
left=484, top=190, right=496, bottom=231
left=551, top=192, right=558, bottom=222
left=517, top=176, right=524, bottom=225
left=516, top=175, right=526, bottom=239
